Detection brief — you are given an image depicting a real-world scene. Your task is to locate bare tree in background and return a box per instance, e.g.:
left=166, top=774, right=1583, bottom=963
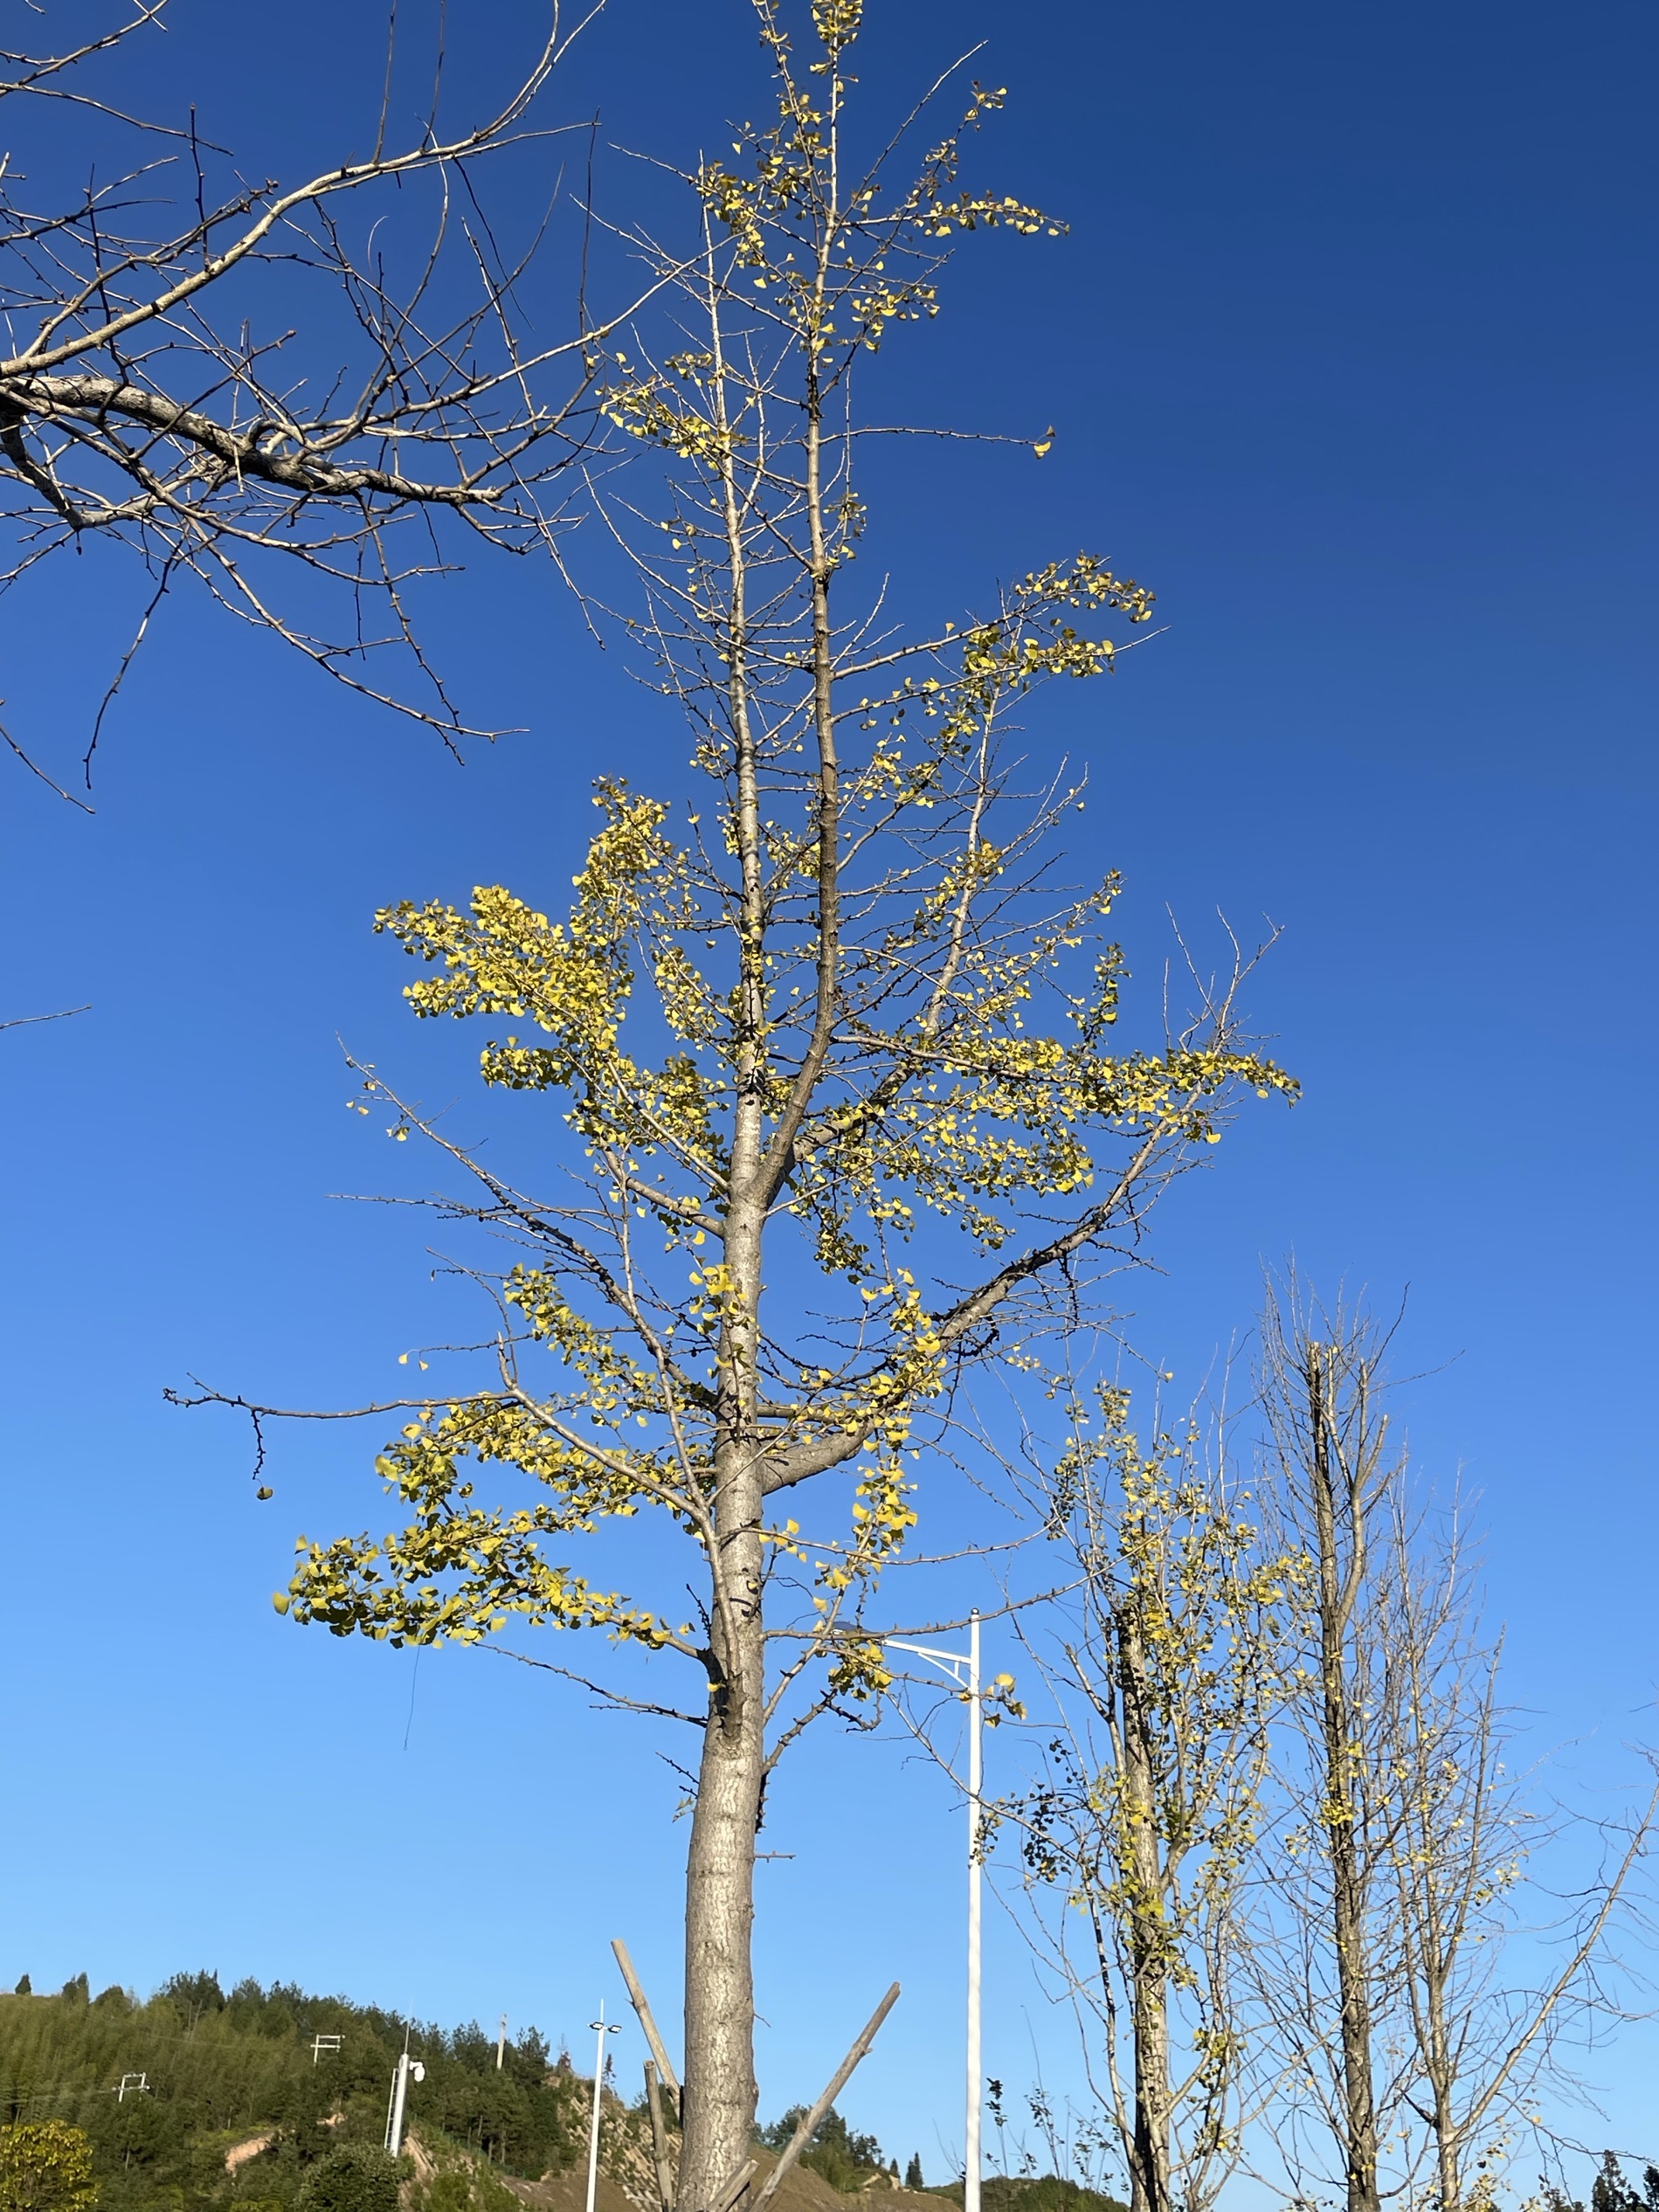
left=1253, top=1281, right=1401, bottom=2212
left=0, top=0, right=639, bottom=795
left=1253, top=1277, right=1655, bottom=2212
left=1384, top=1489, right=1654, bottom=2212
left=1010, top=1379, right=1291, bottom=2212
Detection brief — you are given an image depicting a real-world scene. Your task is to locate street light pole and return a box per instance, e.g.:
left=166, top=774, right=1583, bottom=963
left=385, top=2051, right=425, bottom=2158
left=886, top=1612, right=984, bottom=2212
left=964, top=1612, right=982, bottom=2212
left=585, top=2005, right=621, bottom=2212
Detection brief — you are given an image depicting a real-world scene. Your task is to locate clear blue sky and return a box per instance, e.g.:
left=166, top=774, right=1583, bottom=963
left=3, top=0, right=1655, bottom=2186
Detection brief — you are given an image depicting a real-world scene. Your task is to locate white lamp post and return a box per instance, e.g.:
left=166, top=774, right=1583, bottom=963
left=887, top=1611, right=983, bottom=2212
left=385, top=2051, right=425, bottom=2157
left=585, top=2005, right=622, bottom=2212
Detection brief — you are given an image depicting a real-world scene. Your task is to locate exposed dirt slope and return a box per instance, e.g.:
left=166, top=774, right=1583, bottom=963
left=498, top=2142, right=957, bottom=2212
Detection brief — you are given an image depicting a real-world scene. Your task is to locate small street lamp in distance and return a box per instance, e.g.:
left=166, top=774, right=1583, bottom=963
left=884, top=1612, right=983, bottom=2212
left=585, top=2004, right=622, bottom=2212
left=385, top=2050, right=425, bottom=2158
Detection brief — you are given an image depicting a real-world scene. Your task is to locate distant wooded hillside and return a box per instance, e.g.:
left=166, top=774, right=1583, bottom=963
left=0, top=1972, right=581, bottom=2212
left=929, top=2182, right=1126, bottom=2212
left=0, top=1974, right=1120, bottom=2212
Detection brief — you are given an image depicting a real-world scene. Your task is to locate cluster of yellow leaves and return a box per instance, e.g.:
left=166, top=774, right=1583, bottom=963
left=922, top=190, right=1056, bottom=241
left=809, top=0, right=862, bottom=61
left=826, top=1636, right=893, bottom=1701
left=683, top=0, right=1061, bottom=370
left=502, top=1272, right=674, bottom=1419
left=0, top=2122, right=98, bottom=2212
left=599, top=378, right=738, bottom=468
left=276, top=1400, right=676, bottom=1651
left=848, top=558, right=1157, bottom=760
left=377, top=786, right=726, bottom=1179
left=815, top=1455, right=919, bottom=1598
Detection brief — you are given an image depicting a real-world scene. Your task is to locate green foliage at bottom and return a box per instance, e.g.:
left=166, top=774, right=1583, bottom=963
left=295, top=2149, right=403, bottom=2212
left=930, top=2180, right=1127, bottom=2212
left=0, top=2121, right=100, bottom=2212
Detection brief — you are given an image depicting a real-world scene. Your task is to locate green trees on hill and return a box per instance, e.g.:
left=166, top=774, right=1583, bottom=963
left=757, top=2109, right=889, bottom=2195
left=0, top=1975, right=580, bottom=2212
left=944, top=2184, right=1126, bottom=2212
left=1540, top=2155, right=1659, bottom=2212
left=1, top=1972, right=1145, bottom=2212
left=294, top=2146, right=404, bottom=2212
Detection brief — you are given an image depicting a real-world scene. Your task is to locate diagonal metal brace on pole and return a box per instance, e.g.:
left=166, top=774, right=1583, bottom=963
left=749, top=1984, right=902, bottom=2212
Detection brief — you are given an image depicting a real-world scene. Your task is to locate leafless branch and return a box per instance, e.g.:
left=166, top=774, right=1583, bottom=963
left=0, top=0, right=679, bottom=779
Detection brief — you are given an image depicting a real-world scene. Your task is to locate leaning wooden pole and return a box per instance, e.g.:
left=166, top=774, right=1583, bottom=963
left=646, top=2061, right=677, bottom=2212
left=750, top=1985, right=902, bottom=2212
left=712, top=2160, right=757, bottom=2212
left=612, top=1939, right=682, bottom=2102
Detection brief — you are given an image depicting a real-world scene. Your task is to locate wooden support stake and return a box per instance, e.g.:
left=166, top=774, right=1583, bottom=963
left=612, top=1939, right=682, bottom=2103
left=710, top=2160, right=757, bottom=2212
left=645, top=2061, right=676, bottom=2212
left=750, top=1985, right=901, bottom=2212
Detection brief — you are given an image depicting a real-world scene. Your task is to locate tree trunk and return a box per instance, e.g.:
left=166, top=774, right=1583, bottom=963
left=1326, top=1781, right=1380, bottom=2212
left=674, top=187, right=843, bottom=2212
left=678, top=1160, right=768, bottom=2208
left=1420, top=1904, right=1458, bottom=2212
left=681, top=1582, right=764, bottom=2211
left=1309, top=1352, right=1381, bottom=2212
left=1119, top=1605, right=1172, bottom=2212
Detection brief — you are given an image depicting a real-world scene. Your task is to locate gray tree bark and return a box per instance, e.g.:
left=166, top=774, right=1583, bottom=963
left=1119, top=1607, right=1174, bottom=2212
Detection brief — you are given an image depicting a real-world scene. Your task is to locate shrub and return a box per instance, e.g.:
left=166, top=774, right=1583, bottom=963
left=0, top=2122, right=99, bottom=2212
left=296, top=2146, right=404, bottom=2212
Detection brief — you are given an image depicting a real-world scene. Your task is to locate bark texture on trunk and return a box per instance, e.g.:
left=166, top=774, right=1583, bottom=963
left=1119, top=1610, right=1172, bottom=2212
left=1416, top=1881, right=1458, bottom=2212
left=681, top=1591, right=764, bottom=2210
left=678, top=1181, right=767, bottom=2209
left=677, top=931, right=771, bottom=2209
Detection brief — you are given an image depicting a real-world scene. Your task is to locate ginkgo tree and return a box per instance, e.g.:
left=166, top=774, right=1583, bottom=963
left=1011, top=1383, right=1292, bottom=2212
left=189, top=6, right=1295, bottom=2208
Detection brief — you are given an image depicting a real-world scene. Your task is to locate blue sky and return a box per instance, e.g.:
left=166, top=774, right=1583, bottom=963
left=3, top=0, right=1656, bottom=2187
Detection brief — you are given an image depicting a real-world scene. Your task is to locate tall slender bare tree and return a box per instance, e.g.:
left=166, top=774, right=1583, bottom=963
left=1384, top=1494, right=1654, bottom=2212
left=1252, top=1278, right=1655, bottom=2212
left=1252, top=1283, right=1409, bottom=2212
